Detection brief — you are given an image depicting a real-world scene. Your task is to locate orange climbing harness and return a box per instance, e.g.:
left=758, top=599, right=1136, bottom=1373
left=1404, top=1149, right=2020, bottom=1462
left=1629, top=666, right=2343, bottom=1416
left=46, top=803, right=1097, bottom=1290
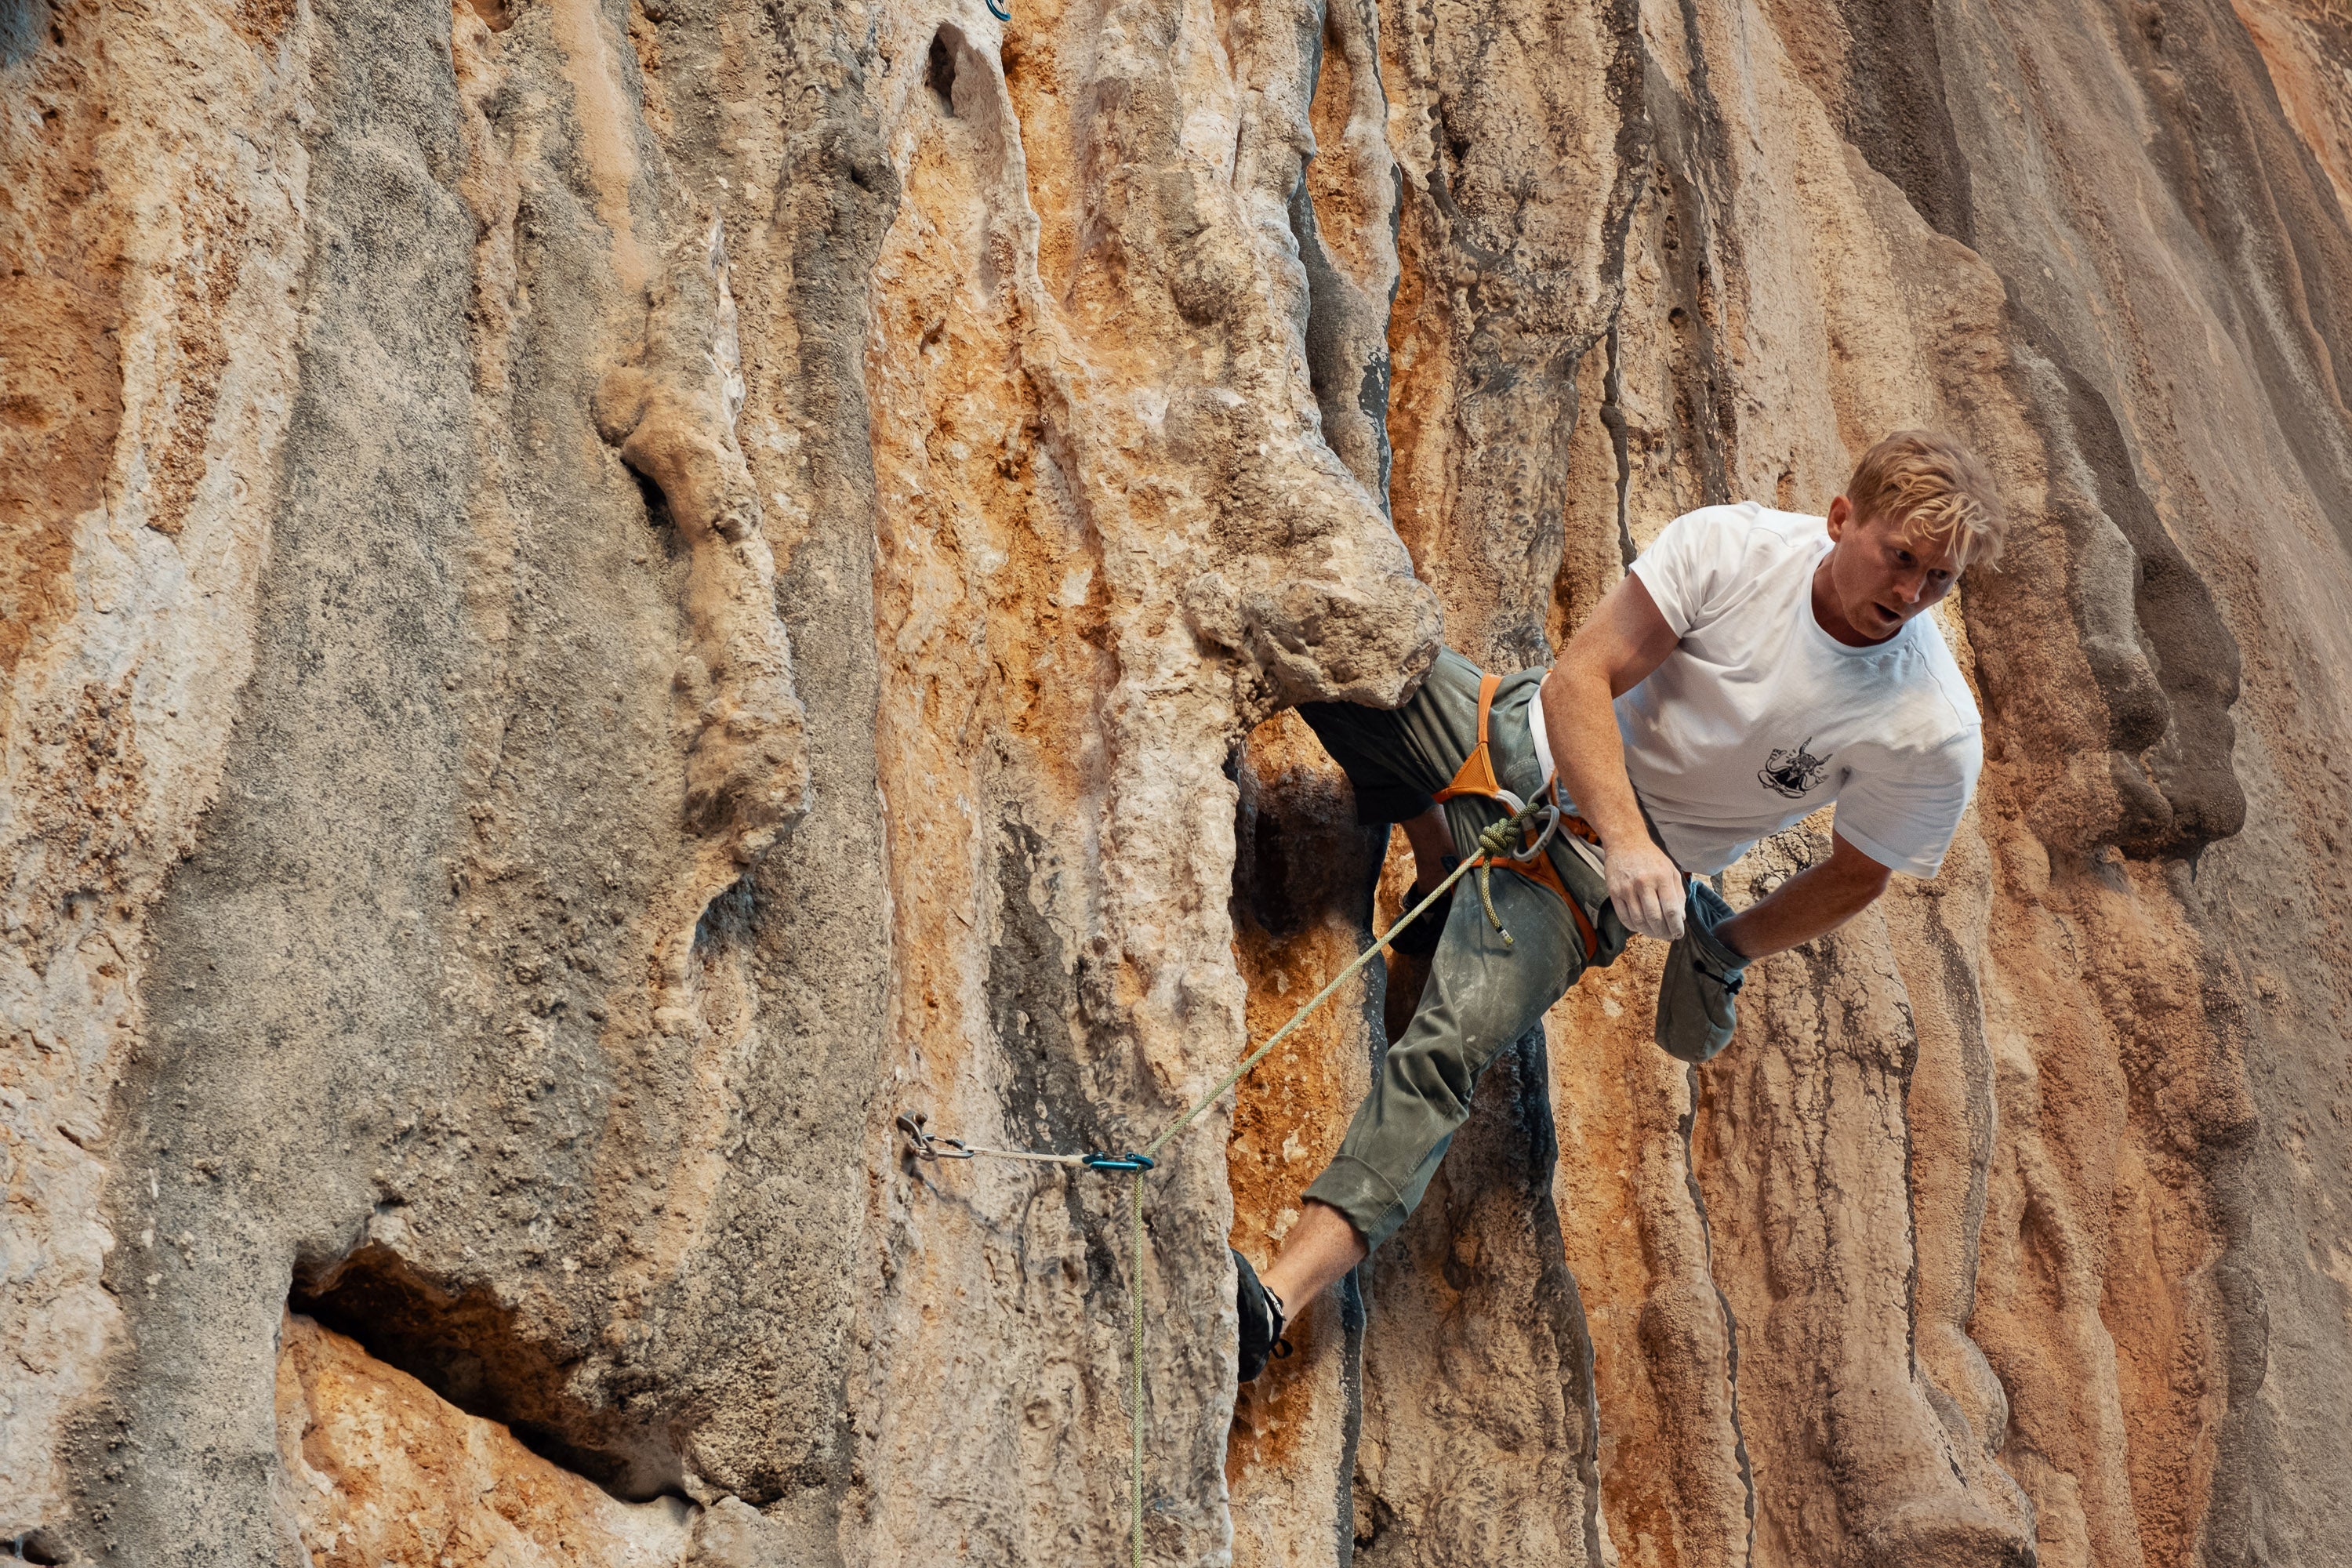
left=1429, top=671, right=1602, bottom=964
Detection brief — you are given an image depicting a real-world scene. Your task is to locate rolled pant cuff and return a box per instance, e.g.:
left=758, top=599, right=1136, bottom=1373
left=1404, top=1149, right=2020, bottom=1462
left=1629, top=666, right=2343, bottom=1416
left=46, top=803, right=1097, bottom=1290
left=1304, top=1155, right=1412, bottom=1256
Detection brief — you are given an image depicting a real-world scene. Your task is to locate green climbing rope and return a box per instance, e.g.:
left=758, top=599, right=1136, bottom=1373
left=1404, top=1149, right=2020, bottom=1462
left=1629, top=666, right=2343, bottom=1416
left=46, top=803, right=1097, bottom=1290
left=902, top=796, right=1551, bottom=1567
left=1131, top=1171, right=1146, bottom=1566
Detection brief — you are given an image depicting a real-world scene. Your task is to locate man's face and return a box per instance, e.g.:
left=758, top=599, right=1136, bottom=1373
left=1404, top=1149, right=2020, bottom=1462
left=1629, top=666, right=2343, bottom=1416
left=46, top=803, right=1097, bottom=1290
left=1818, top=495, right=1962, bottom=642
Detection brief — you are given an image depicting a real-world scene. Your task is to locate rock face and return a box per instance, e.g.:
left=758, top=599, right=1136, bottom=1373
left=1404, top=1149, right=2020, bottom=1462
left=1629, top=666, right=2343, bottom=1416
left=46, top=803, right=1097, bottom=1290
left=5, top=0, right=2350, bottom=1563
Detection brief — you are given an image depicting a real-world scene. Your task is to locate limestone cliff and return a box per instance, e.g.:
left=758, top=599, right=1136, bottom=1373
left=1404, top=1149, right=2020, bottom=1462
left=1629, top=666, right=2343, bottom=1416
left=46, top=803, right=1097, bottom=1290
left=4, top=0, right=2350, bottom=1563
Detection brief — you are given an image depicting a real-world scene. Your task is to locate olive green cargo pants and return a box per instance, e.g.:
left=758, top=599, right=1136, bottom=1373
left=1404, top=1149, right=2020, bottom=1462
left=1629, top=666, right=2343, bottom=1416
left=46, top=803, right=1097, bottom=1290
left=1297, top=648, right=1628, bottom=1254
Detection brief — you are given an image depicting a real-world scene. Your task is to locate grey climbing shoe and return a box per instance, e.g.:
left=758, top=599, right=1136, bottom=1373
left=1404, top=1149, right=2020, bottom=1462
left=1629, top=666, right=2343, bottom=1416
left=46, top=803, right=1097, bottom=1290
left=1232, top=1248, right=1292, bottom=1383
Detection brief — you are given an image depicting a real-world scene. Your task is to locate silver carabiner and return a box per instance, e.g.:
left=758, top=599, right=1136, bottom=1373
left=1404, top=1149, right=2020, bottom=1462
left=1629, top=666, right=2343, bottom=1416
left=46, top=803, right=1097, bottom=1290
left=897, top=1111, right=975, bottom=1161
left=1508, top=802, right=1562, bottom=862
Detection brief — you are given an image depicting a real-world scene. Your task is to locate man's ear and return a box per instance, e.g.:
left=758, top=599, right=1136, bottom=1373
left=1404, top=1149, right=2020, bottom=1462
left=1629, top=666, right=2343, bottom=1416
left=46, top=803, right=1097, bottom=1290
left=1826, top=493, right=1851, bottom=539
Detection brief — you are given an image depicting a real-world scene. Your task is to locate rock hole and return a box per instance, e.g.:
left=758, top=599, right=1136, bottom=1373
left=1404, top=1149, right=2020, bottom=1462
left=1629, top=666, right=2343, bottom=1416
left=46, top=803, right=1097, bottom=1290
left=1351, top=1483, right=1396, bottom=1554
left=463, top=0, right=514, bottom=30
left=4, top=1528, right=69, bottom=1566
left=631, top=468, right=675, bottom=532
left=693, top=872, right=757, bottom=952
left=925, top=28, right=959, bottom=116
left=291, top=1243, right=688, bottom=1503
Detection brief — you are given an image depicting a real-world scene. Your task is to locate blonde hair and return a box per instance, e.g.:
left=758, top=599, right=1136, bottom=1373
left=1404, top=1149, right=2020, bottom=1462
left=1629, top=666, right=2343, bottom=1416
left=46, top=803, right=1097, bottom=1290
left=1846, top=430, right=2005, bottom=569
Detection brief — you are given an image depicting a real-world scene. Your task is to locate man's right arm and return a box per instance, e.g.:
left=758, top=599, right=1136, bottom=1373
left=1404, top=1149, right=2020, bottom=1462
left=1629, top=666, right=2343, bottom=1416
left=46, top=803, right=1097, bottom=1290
left=1538, top=574, right=1686, bottom=940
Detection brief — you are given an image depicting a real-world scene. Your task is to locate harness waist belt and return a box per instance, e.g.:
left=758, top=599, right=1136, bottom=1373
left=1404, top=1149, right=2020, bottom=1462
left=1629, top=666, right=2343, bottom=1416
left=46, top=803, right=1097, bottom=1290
left=1431, top=671, right=1600, bottom=964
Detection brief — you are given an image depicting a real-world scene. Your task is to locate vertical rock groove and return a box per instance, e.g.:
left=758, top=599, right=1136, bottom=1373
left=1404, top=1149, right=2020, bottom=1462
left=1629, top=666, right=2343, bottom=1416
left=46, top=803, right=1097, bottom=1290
left=1679, top=1069, right=1759, bottom=1566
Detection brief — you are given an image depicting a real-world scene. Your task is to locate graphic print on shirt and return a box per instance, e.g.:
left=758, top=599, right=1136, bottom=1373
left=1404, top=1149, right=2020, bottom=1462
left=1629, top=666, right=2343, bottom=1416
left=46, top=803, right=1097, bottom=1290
left=1757, top=737, right=1832, bottom=799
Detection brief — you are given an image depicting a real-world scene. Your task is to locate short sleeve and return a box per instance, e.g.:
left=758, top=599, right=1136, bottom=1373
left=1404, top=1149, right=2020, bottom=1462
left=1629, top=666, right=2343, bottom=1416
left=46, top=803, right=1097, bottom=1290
left=1628, top=506, right=1748, bottom=637
left=1831, top=729, right=1984, bottom=878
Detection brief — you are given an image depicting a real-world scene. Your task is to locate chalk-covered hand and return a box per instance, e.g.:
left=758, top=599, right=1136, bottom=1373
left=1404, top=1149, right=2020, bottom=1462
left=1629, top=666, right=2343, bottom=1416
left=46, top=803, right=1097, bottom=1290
left=1606, top=837, right=1687, bottom=942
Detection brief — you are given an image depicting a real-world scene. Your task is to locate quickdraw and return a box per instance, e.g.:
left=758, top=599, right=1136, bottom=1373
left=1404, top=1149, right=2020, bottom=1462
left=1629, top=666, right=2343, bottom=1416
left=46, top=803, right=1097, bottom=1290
left=896, top=1111, right=1152, bottom=1171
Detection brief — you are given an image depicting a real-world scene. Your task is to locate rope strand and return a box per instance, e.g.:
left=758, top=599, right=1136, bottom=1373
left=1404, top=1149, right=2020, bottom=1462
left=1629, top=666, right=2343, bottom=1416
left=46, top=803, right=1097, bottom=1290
left=1131, top=1171, right=1146, bottom=1568
left=1140, top=848, right=1487, bottom=1160
left=961, top=1145, right=1085, bottom=1165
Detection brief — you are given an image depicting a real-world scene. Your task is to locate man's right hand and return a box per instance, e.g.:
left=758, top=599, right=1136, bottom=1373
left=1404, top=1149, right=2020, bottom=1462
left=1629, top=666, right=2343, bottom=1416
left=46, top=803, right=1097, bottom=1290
left=1542, top=574, right=1687, bottom=943
left=1606, top=837, right=1687, bottom=941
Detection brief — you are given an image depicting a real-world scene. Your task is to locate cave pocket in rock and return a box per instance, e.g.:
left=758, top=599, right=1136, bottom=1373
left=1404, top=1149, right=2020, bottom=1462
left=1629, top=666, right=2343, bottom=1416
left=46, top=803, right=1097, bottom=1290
left=289, top=1242, right=689, bottom=1504
left=924, top=27, right=960, bottom=116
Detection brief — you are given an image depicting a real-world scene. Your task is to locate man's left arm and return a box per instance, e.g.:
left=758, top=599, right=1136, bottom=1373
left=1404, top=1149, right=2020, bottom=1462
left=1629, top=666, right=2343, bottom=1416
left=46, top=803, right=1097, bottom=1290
left=1718, top=727, right=1976, bottom=960
left=1713, top=832, right=1891, bottom=960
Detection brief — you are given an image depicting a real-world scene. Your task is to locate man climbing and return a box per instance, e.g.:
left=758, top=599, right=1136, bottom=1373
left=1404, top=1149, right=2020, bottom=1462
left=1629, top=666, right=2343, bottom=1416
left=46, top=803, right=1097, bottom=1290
left=1233, top=430, right=2005, bottom=1381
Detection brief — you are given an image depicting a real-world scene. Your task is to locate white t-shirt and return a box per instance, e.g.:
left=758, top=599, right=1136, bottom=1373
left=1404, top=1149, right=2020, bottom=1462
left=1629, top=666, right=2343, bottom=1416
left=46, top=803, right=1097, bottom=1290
left=1527, top=502, right=1982, bottom=877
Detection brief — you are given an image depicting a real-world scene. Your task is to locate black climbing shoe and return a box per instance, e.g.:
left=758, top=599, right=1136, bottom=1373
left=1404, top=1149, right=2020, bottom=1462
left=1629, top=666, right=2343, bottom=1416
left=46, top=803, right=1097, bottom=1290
left=1233, top=1248, right=1293, bottom=1383
left=1386, top=857, right=1459, bottom=960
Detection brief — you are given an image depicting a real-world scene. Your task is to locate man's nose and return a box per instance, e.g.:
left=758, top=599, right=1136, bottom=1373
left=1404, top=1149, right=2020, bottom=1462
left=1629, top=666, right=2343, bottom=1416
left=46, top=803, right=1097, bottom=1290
left=1893, top=569, right=1926, bottom=604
